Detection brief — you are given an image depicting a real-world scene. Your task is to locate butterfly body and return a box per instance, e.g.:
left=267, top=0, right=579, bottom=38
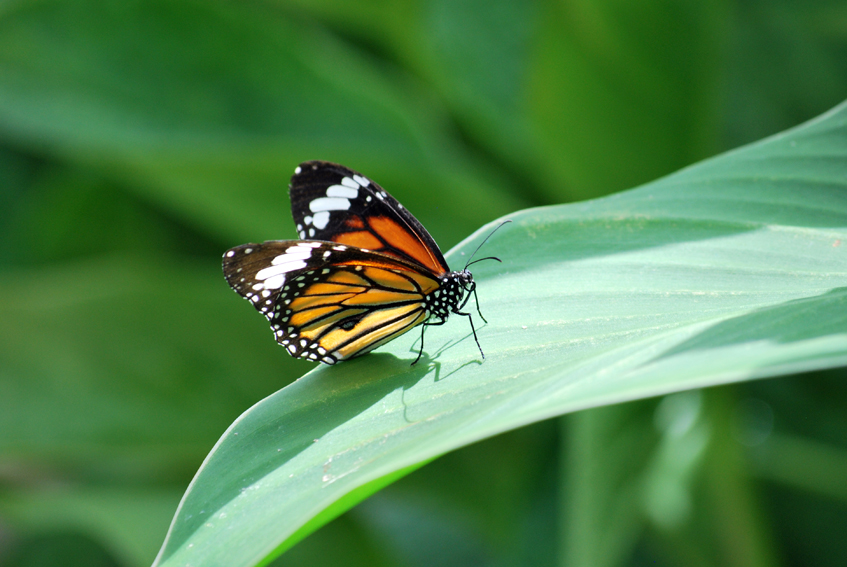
left=223, top=161, right=494, bottom=365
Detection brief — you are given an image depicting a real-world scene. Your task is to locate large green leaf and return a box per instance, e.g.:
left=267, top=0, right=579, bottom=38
left=153, top=100, right=847, bottom=566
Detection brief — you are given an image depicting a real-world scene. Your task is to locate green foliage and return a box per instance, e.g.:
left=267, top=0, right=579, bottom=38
left=1, top=1, right=846, bottom=566
left=153, top=105, right=847, bottom=567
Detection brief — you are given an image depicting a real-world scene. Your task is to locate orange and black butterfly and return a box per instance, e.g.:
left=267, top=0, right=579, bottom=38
left=222, top=161, right=504, bottom=365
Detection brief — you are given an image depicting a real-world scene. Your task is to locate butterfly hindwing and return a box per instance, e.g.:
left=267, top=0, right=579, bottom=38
left=223, top=240, right=439, bottom=364
left=289, top=161, right=449, bottom=276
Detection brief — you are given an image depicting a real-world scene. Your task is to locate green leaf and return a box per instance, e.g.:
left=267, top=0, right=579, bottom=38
left=0, top=0, right=524, bottom=248
left=154, top=101, right=847, bottom=567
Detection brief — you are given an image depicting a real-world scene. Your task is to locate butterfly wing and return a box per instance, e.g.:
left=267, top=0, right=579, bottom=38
left=223, top=241, right=439, bottom=364
left=289, top=161, right=450, bottom=276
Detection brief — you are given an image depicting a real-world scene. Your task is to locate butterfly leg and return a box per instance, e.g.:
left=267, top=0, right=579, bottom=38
left=471, top=283, right=487, bottom=324
left=412, top=319, right=446, bottom=366
left=459, top=281, right=487, bottom=324
left=455, top=311, right=484, bottom=360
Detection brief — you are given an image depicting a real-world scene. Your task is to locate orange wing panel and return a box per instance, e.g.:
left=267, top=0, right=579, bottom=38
left=334, top=307, right=427, bottom=359
left=326, top=271, right=370, bottom=287
left=290, top=293, right=354, bottom=311
left=345, top=215, right=366, bottom=229
left=335, top=231, right=383, bottom=250
left=290, top=305, right=342, bottom=328
left=360, top=266, right=421, bottom=293
left=368, top=216, right=444, bottom=275
left=342, top=289, right=415, bottom=306
left=302, top=282, right=366, bottom=296
left=297, top=308, right=367, bottom=334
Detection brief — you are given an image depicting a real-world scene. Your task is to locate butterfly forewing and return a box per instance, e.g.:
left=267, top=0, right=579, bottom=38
left=223, top=240, right=439, bottom=364
left=289, top=161, right=449, bottom=276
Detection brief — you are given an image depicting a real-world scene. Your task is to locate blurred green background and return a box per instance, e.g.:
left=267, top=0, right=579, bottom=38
left=1, top=0, right=846, bottom=566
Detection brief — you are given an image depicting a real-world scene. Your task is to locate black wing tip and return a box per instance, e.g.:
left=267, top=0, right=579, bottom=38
left=222, top=243, right=260, bottom=265
left=290, top=160, right=362, bottom=183
left=221, top=243, right=267, bottom=291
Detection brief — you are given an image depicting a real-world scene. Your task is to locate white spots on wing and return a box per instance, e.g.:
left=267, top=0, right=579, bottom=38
left=274, top=244, right=312, bottom=260
left=333, top=245, right=347, bottom=251
left=251, top=242, right=321, bottom=291
left=262, top=274, right=288, bottom=290
left=312, top=211, right=330, bottom=229
left=226, top=250, right=235, bottom=258
left=301, top=176, right=368, bottom=234
left=310, top=197, right=352, bottom=213
left=322, top=251, right=331, bottom=258
left=295, top=165, right=302, bottom=174
left=244, top=248, right=253, bottom=254
left=326, top=185, right=358, bottom=199
left=269, top=251, right=307, bottom=265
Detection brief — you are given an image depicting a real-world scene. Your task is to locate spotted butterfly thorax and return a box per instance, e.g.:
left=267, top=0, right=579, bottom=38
left=222, top=161, right=504, bottom=365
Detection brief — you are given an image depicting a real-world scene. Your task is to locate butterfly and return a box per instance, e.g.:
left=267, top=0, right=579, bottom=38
left=222, top=161, right=505, bottom=365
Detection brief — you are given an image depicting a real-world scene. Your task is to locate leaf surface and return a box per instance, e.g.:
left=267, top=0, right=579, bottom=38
left=155, top=104, right=847, bottom=566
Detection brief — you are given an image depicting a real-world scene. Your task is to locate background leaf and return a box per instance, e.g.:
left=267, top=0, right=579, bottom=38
left=154, top=104, right=847, bottom=566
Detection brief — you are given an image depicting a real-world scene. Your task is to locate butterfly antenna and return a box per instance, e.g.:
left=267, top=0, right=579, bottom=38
left=463, top=220, right=511, bottom=270
left=466, top=256, right=501, bottom=268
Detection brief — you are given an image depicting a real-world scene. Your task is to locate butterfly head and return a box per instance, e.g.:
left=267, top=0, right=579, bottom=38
left=427, top=220, right=511, bottom=319
left=453, top=268, right=476, bottom=302
left=457, top=268, right=474, bottom=287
